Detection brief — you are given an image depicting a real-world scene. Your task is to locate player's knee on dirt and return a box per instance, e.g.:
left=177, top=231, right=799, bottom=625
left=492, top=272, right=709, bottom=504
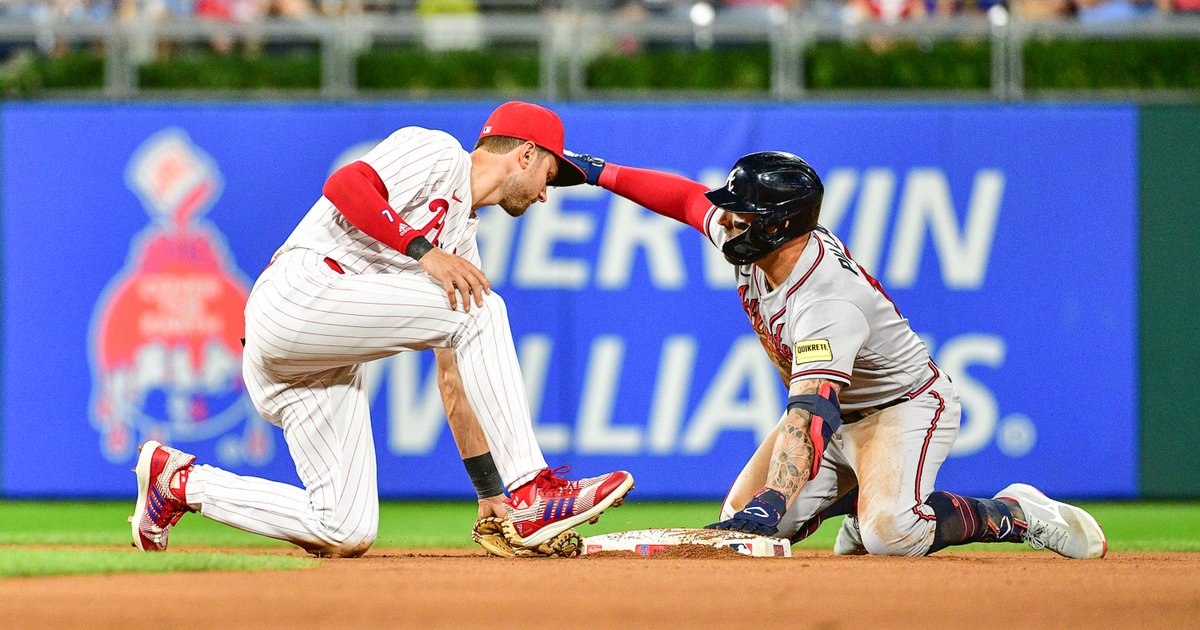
left=858, top=508, right=936, bottom=557
left=309, top=535, right=377, bottom=558
left=305, top=524, right=378, bottom=558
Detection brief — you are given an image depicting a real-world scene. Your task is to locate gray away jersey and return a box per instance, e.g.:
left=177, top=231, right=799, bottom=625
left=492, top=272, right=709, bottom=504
left=276, top=127, right=478, bottom=273
left=703, top=212, right=936, bottom=410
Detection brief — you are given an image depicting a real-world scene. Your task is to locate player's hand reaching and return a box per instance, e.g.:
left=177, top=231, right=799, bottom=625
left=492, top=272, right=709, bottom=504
left=419, top=247, right=491, bottom=312
left=705, top=487, right=788, bottom=537
left=563, top=150, right=607, bottom=186
left=477, top=494, right=507, bottom=519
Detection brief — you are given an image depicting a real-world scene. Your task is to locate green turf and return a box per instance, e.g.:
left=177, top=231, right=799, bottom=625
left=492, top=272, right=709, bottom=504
left=0, top=499, right=1197, bottom=563
left=0, top=548, right=315, bottom=578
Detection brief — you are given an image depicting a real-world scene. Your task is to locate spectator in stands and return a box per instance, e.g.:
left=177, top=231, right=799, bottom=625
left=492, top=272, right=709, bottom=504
left=846, top=0, right=927, bottom=23
left=1073, top=0, right=1158, bottom=20
left=194, top=0, right=312, bottom=53
left=418, top=0, right=483, bottom=50
left=1159, top=0, right=1200, bottom=12
left=1009, top=0, right=1072, bottom=18
left=719, top=0, right=796, bottom=23
left=926, top=0, right=1007, bottom=16
left=26, top=0, right=116, bottom=56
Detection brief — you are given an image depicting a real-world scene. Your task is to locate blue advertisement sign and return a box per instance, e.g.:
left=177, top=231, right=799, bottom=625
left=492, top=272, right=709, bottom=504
left=0, top=103, right=1137, bottom=500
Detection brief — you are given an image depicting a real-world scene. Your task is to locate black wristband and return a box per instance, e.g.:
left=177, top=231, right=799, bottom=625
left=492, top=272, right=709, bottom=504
left=407, top=235, right=434, bottom=260
left=463, top=452, right=505, bottom=499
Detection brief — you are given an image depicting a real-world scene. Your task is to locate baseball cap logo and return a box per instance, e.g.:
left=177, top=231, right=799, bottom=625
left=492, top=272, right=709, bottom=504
left=478, top=101, right=585, bottom=187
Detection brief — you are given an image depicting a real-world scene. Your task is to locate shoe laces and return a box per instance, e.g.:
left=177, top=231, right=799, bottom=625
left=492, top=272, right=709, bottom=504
left=540, top=465, right=576, bottom=490
left=152, top=467, right=192, bottom=527
left=150, top=493, right=189, bottom=528
left=1025, top=522, right=1068, bottom=552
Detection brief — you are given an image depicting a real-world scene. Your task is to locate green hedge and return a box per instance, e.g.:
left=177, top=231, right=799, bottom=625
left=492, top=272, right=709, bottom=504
left=357, top=47, right=540, bottom=91
left=3, top=38, right=1199, bottom=96
left=588, top=48, right=772, bottom=90
left=0, top=50, right=105, bottom=96
left=1025, top=39, right=1200, bottom=89
left=806, top=41, right=992, bottom=89
left=140, top=50, right=322, bottom=89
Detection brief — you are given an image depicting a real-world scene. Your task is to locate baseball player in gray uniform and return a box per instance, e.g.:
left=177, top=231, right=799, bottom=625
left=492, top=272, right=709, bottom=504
left=131, top=102, right=634, bottom=557
left=564, top=149, right=1106, bottom=558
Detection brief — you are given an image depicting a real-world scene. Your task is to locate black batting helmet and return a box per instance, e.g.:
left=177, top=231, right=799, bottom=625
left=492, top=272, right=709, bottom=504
left=705, top=151, right=824, bottom=265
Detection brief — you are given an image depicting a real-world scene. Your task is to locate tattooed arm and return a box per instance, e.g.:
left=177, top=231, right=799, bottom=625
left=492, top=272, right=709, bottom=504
left=707, top=377, right=844, bottom=535
left=766, top=378, right=842, bottom=503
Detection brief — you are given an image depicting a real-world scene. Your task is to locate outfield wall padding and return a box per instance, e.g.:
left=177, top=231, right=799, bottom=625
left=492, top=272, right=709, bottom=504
left=0, top=103, right=1140, bottom=499
left=1139, top=105, right=1200, bottom=499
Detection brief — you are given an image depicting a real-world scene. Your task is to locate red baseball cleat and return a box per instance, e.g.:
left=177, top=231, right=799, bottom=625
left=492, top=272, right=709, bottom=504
left=130, top=441, right=196, bottom=552
left=504, top=466, right=634, bottom=548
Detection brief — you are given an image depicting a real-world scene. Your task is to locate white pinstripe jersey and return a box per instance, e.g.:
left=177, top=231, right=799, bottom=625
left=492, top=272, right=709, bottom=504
left=276, top=127, right=478, bottom=273
left=703, top=212, right=935, bottom=410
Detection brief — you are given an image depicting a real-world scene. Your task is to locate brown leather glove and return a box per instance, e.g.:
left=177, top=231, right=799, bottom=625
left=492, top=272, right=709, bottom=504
left=472, top=516, right=582, bottom=558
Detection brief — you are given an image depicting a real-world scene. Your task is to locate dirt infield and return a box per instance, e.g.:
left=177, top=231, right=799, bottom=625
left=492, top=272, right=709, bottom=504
left=2, top=549, right=1197, bottom=629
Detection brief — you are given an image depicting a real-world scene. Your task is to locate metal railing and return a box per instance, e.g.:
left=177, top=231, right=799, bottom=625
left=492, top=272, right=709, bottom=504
left=1, top=9, right=1198, bottom=100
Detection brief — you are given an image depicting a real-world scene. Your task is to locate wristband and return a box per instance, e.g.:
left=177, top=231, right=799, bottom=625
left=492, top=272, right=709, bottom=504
left=463, top=452, right=505, bottom=499
left=407, top=235, right=434, bottom=260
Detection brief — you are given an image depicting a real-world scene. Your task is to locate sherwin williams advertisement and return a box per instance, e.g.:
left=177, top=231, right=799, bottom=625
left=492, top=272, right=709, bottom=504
left=0, top=103, right=1136, bottom=498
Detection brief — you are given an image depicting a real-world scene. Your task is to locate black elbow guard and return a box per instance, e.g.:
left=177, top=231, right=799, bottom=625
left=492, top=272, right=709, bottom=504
left=786, top=382, right=843, bottom=479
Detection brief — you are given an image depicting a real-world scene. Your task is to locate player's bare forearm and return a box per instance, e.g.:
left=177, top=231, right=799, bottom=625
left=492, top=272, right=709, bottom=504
left=765, top=378, right=838, bottom=503
left=436, top=348, right=489, bottom=459
left=438, top=348, right=506, bottom=514
left=766, top=409, right=816, bottom=502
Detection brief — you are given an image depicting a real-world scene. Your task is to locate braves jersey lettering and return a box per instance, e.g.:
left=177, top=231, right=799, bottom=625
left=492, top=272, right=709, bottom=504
left=704, top=213, right=932, bottom=410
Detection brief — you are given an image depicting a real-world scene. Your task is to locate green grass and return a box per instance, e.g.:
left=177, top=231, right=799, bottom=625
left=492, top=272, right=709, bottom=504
left=0, top=549, right=315, bottom=578
left=0, top=499, right=1196, bottom=576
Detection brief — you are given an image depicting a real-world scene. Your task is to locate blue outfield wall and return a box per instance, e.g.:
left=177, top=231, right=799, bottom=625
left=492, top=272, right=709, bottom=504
left=0, top=103, right=1137, bottom=499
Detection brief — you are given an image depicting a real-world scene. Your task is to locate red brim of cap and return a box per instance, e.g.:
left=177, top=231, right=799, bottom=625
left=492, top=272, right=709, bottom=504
left=548, top=155, right=586, bottom=187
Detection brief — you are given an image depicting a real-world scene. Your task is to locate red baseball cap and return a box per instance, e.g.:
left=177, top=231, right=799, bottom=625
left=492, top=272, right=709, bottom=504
left=478, top=101, right=585, bottom=187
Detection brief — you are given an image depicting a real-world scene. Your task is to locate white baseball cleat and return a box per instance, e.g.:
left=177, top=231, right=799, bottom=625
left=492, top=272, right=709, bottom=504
left=131, top=440, right=196, bottom=552
left=504, top=466, right=634, bottom=548
left=993, top=483, right=1107, bottom=559
left=833, top=515, right=868, bottom=556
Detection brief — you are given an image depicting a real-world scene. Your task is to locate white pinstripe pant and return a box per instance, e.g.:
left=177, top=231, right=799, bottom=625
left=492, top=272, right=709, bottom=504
left=187, top=248, right=547, bottom=556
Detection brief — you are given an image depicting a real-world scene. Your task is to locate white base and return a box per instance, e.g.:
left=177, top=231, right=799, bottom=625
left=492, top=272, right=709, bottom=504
left=581, top=528, right=792, bottom=558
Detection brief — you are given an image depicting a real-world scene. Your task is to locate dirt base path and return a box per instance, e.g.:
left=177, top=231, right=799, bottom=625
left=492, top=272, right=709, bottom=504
left=2, top=550, right=1197, bottom=629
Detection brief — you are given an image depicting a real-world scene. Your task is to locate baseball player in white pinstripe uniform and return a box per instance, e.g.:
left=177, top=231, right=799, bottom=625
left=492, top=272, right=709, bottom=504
left=564, top=149, right=1106, bottom=559
left=131, top=102, right=633, bottom=556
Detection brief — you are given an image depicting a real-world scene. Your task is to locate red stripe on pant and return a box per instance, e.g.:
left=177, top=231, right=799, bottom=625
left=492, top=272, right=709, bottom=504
left=910, top=390, right=945, bottom=522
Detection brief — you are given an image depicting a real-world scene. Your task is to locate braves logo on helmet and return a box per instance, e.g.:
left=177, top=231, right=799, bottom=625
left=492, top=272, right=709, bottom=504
left=705, top=151, right=824, bottom=265
left=88, top=128, right=273, bottom=466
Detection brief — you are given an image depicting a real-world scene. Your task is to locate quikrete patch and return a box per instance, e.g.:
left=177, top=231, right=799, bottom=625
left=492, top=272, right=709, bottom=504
left=794, top=339, right=833, bottom=364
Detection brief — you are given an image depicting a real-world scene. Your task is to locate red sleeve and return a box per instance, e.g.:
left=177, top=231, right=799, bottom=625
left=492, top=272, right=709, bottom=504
left=322, top=161, right=423, bottom=254
left=598, top=163, right=714, bottom=233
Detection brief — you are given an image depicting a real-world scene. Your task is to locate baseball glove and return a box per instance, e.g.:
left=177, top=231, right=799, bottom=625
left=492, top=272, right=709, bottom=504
left=472, top=516, right=582, bottom=558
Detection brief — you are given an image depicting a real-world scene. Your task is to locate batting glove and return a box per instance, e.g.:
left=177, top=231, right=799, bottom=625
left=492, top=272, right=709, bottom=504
left=705, top=487, right=788, bottom=537
left=563, top=150, right=607, bottom=186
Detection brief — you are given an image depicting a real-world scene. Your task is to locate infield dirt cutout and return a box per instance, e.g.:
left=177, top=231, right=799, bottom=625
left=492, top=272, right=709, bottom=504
left=1, top=549, right=1196, bottom=628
